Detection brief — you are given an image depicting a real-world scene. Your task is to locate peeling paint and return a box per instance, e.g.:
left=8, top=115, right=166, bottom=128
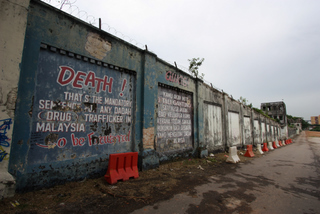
left=143, top=127, right=154, bottom=149
left=204, top=104, right=222, bottom=150
left=228, top=112, right=240, bottom=146
left=243, top=117, right=251, bottom=145
left=253, top=120, right=260, bottom=144
left=5, top=87, right=17, bottom=119
left=85, top=32, right=111, bottom=60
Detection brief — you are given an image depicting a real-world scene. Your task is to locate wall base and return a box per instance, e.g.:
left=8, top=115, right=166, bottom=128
left=0, top=171, right=16, bottom=199
left=139, top=149, right=159, bottom=171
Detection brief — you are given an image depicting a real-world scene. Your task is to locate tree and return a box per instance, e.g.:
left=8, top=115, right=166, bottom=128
left=188, top=58, right=205, bottom=79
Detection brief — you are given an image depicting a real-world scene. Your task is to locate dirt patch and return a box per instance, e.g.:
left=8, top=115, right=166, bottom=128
left=306, top=131, right=320, bottom=137
left=0, top=150, right=263, bottom=214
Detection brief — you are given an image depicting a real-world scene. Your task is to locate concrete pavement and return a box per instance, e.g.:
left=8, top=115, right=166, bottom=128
left=132, top=132, right=320, bottom=214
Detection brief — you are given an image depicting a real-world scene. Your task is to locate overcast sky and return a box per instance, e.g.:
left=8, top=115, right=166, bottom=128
left=46, top=0, right=320, bottom=120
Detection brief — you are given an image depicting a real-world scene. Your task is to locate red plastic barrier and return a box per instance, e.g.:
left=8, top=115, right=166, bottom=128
left=244, top=145, right=255, bottom=157
left=272, top=141, right=277, bottom=149
left=262, top=142, right=269, bottom=152
left=279, top=140, right=283, bottom=146
left=104, top=152, right=139, bottom=184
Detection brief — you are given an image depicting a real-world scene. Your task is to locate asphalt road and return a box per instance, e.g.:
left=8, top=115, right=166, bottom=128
left=132, top=132, right=320, bottom=214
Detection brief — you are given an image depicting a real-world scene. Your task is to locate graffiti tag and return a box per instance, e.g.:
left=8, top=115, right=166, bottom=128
left=165, top=71, right=189, bottom=87
left=0, top=118, right=12, bottom=162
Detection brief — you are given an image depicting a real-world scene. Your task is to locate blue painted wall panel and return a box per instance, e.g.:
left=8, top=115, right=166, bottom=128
left=28, top=47, right=136, bottom=165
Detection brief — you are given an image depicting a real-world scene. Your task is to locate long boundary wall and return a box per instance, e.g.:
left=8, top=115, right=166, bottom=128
left=1, top=0, right=296, bottom=193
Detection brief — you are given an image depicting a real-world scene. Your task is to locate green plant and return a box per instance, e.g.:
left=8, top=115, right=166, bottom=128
left=188, top=58, right=205, bottom=79
left=206, top=157, right=218, bottom=163
left=311, top=126, right=320, bottom=131
left=238, top=96, right=253, bottom=108
left=253, top=107, right=270, bottom=119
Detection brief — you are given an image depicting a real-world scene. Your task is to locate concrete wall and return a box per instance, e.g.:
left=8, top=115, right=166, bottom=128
left=2, top=0, right=295, bottom=193
left=0, top=0, right=30, bottom=198
left=201, top=84, right=224, bottom=152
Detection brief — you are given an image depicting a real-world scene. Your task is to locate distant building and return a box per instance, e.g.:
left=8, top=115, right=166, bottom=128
left=260, top=101, right=287, bottom=127
left=311, top=115, right=320, bottom=125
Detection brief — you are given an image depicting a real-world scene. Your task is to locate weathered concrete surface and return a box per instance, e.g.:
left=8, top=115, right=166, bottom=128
left=132, top=132, right=320, bottom=214
left=0, top=0, right=29, bottom=199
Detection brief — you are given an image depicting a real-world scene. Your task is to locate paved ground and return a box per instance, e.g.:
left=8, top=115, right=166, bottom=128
left=132, top=132, right=320, bottom=214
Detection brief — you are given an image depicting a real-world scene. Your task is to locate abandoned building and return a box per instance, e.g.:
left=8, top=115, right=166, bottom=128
left=260, top=101, right=287, bottom=126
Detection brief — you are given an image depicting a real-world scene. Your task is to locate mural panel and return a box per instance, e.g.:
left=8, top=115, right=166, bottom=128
left=28, top=45, right=136, bottom=164
left=156, top=84, right=193, bottom=153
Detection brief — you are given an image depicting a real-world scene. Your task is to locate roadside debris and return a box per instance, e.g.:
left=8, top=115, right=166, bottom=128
left=198, top=165, right=204, bottom=170
left=10, top=201, right=20, bottom=207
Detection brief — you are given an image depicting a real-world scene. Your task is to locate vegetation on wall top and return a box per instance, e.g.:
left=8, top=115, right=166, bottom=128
left=253, top=107, right=271, bottom=119
left=188, top=58, right=205, bottom=79
left=287, top=114, right=309, bottom=130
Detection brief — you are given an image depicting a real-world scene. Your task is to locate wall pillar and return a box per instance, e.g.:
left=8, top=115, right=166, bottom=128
left=0, top=0, right=30, bottom=198
left=222, top=93, right=229, bottom=149
left=139, top=50, right=159, bottom=170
